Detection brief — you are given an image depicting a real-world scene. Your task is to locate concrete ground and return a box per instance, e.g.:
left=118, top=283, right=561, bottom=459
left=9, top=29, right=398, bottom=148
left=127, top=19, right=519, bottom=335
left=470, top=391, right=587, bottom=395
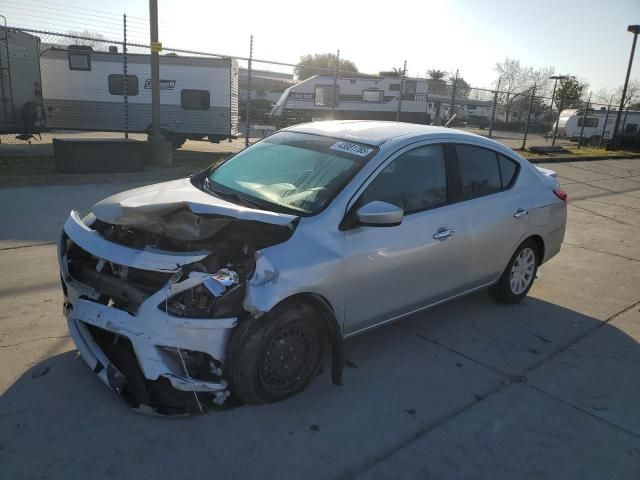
left=0, top=158, right=639, bottom=479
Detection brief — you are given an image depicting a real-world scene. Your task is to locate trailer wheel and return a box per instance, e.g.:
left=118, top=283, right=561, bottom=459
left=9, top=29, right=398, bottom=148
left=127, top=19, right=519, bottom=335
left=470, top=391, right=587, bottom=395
left=589, top=135, right=601, bottom=146
left=22, top=102, right=45, bottom=130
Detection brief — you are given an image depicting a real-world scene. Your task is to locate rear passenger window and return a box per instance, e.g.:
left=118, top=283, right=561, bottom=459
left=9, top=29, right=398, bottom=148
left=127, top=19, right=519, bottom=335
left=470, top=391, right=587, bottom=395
left=181, top=89, right=210, bottom=110
left=498, top=154, right=518, bottom=187
left=359, top=145, right=447, bottom=213
left=455, top=145, right=501, bottom=199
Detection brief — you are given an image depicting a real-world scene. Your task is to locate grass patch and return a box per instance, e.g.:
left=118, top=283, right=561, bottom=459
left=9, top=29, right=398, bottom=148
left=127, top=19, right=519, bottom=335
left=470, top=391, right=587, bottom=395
left=520, top=146, right=639, bottom=159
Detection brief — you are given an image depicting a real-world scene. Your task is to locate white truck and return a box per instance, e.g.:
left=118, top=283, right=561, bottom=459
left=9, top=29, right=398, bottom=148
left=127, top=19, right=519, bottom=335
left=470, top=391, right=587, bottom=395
left=557, top=108, right=640, bottom=145
left=40, top=47, right=238, bottom=148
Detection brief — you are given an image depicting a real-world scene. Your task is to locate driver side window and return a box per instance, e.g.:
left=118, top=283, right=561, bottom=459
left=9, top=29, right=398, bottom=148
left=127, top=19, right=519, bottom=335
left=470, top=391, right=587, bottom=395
left=358, top=145, right=447, bottom=214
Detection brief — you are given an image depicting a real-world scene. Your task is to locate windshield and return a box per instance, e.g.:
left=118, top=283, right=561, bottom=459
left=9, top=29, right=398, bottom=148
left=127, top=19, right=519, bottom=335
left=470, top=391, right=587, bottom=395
left=206, top=131, right=377, bottom=215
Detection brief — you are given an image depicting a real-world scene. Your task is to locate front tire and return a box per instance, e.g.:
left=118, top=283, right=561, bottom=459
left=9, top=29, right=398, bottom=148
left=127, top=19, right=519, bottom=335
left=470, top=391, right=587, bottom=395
left=226, top=303, right=327, bottom=404
left=489, top=239, right=539, bottom=304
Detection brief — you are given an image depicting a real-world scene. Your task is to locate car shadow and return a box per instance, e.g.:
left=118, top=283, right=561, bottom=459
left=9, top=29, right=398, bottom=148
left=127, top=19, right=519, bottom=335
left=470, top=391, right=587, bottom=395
left=1, top=293, right=639, bottom=478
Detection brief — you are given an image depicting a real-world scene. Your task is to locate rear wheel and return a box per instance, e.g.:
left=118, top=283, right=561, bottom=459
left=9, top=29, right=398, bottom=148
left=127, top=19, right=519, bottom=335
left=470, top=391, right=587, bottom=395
left=489, top=239, right=539, bottom=303
left=226, top=302, right=327, bottom=404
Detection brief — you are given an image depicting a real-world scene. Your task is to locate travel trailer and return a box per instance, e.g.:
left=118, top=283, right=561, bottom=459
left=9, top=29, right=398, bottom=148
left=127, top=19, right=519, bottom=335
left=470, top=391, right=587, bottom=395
left=269, top=75, right=431, bottom=127
left=557, top=108, right=640, bottom=145
left=40, top=47, right=238, bottom=147
left=0, top=25, right=45, bottom=138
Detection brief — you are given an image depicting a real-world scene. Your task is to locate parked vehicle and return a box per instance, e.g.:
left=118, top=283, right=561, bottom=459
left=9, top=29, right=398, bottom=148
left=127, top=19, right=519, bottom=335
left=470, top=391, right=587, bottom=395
left=556, top=107, right=640, bottom=145
left=269, top=75, right=431, bottom=127
left=0, top=24, right=45, bottom=138
left=58, top=121, right=567, bottom=414
left=40, top=47, right=238, bottom=148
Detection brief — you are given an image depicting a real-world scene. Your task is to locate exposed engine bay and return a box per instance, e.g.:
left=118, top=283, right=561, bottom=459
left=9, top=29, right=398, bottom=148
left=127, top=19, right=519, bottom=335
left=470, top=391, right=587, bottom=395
left=59, top=181, right=298, bottom=415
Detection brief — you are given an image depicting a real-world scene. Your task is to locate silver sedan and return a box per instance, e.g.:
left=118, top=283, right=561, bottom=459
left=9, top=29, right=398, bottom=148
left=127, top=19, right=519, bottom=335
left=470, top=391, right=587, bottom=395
left=58, top=121, right=567, bottom=413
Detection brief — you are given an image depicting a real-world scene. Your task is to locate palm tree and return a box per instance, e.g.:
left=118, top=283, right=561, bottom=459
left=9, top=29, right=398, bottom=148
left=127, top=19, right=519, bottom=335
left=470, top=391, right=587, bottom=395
left=427, top=69, right=447, bottom=81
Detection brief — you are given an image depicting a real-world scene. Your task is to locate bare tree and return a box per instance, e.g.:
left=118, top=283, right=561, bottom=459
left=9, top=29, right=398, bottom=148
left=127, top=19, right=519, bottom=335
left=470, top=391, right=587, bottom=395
left=594, top=80, right=640, bottom=109
left=66, top=29, right=107, bottom=49
left=494, top=58, right=554, bottom=122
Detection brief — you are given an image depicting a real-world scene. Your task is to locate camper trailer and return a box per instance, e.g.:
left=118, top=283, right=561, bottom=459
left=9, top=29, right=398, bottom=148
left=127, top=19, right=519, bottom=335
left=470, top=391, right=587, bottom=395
left=40, top=48, right=238, bottom=148
left=269, top=75, right=431, bottom=127
left=557, top=108, right=640, bottom=145
left=0, top=25, right=45, bottom=137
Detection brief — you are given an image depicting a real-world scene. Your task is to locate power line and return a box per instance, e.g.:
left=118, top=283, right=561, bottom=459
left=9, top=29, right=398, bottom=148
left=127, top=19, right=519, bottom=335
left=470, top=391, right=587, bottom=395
left=14, top=0, right=169, bottom=24
left=3, top=7, right=148, bottom=33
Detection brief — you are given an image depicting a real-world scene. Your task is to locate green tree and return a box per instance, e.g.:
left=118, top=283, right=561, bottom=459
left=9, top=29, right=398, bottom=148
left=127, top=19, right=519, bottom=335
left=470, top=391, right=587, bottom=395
left=378, top=67, right=405, bottom=77
left=555, top=76, right=587, bottom=108
left=295, top=53, right=358, bottom=80
left=426, top=69, right=448, bottom=95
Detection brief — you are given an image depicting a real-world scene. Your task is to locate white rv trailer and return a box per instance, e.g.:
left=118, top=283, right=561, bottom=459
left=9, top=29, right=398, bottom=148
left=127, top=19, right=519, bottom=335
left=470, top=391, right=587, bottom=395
left=0, top=26, right=46, bottom=136
left=269, top=75, right=432, bottom=127
left=40, top=47, right=238, bottom=147
left=557, top=108, right=640, bottom=145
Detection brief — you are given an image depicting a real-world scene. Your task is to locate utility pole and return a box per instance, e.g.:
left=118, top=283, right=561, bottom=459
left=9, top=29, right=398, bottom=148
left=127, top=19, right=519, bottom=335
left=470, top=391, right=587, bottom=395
left=147, top=0, right=171, bottom=164
left=612, top=25, right=640, bottom=147
left=332, top=49, right=340, bottom=119
left=450, top=69, right=459, bottom=121
left=488, top=77, right=500, bottom=139
left=123, top=14, right=128, bottom=139
left=395, top=60, right=406, bottom=122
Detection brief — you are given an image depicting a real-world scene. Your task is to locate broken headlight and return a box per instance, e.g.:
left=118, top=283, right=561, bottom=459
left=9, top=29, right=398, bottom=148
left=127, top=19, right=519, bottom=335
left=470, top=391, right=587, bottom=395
left=162, top=269, right=244, bottom=318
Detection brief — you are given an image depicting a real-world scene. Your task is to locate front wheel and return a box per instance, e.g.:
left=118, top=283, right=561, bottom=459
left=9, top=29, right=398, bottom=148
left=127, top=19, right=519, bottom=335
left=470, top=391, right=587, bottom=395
left=489, top=239, right=539, bottom=304
left=226, top=303, right=327, bottom=404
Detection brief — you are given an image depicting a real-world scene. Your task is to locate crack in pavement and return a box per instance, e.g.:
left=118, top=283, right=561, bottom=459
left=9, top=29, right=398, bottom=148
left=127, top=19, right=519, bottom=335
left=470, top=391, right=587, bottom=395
left=0, top=242, right=56, bottom=252
left=569, top=203, right=637, bottom=226
left=0, top=335, right=71, bottom=349
left=563, top=242, right=640, bottom=263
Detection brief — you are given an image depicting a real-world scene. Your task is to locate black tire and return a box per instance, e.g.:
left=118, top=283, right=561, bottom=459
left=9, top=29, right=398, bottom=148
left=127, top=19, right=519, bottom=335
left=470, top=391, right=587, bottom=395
left=226, top=302, right=327, bottom=404
left=489, top=239, right=540, bottom=304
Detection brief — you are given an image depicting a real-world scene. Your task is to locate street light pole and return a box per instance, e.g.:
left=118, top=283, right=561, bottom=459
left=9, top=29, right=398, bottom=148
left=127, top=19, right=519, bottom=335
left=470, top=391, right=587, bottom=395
left=611, top=25, right=640, bottom=147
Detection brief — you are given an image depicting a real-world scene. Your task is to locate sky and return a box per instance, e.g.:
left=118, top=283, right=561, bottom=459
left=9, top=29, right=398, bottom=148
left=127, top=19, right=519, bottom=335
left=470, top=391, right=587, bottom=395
left=4, top=0, right=640, bottom=92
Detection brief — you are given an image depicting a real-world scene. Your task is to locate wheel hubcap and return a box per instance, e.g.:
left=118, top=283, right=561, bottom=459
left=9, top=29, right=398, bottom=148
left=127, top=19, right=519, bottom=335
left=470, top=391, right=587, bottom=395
left=259, top=323, right=317, bottom=395
left=510, top=247, right=536, bottom=295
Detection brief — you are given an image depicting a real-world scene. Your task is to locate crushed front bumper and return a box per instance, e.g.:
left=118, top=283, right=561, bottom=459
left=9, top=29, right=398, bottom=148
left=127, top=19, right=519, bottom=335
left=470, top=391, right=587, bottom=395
left=59, top=212, right=239, bottom=415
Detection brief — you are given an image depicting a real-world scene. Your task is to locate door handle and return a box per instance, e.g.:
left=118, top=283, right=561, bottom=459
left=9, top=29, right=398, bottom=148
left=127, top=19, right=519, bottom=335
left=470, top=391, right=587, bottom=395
left=433, top=228, right=455, bottom=240
left=513, top=209, right=529, bottom=219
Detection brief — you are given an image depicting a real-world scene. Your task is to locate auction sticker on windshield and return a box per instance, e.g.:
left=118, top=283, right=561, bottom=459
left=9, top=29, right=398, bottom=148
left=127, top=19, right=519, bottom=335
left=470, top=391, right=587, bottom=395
left=330, top=141, right=374, bottom=157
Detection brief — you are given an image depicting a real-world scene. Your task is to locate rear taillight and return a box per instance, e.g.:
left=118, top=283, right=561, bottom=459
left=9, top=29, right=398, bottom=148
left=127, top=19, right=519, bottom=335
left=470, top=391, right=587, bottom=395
left=553, top=187, right=568, bottom=202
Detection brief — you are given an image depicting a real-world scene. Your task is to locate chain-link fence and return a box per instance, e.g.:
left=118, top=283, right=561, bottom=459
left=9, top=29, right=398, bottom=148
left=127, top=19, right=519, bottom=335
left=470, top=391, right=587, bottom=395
left=2, top=23, right=639, bottom=159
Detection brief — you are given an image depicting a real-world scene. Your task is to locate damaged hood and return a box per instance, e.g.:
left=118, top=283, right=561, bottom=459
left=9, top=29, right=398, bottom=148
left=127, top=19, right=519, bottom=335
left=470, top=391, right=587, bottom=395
left=92, top=178, right=298, bottom=227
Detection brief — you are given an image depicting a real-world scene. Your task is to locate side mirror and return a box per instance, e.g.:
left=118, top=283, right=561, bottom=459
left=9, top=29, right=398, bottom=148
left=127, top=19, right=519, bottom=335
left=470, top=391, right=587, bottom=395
left=356, top=201, right=403, bottom=227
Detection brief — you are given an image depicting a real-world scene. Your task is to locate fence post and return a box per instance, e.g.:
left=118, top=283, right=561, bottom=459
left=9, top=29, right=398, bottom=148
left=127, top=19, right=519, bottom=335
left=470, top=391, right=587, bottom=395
left=598, top=100, right=611, bottom=148
left=396, top=60, right=406, bottom=122
left=577, top=92, right=592, bottom=148
left=245, top=34, right=253, bottom=148
left=333, top=49, right=340, bottom=117
left=621, top=107, right=630, bottom=143
left=488, top=78, right=500, bottom=138
left=123, top=14, right=128, bottom=139
left=449, top=69, right=458, bottom=122
left=551, top=96, right=564, bottom=146
left=521, top=84, right=536, bottom=150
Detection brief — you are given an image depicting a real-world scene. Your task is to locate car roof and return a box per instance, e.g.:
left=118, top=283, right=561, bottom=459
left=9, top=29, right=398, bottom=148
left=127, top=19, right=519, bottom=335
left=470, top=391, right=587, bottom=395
left=284, top=120, right=485, bottom=146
